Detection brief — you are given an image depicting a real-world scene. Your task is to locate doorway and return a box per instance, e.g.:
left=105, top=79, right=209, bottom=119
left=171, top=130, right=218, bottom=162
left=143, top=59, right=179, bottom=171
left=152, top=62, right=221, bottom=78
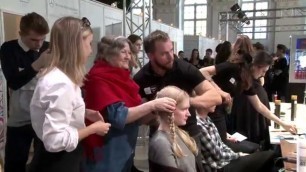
left=0, top=11, right=23, bottom=170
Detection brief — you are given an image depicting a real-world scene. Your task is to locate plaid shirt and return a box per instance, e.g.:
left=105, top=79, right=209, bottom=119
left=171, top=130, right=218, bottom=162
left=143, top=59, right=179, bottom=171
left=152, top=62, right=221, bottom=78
left=197, top=116, right=239, bottom=172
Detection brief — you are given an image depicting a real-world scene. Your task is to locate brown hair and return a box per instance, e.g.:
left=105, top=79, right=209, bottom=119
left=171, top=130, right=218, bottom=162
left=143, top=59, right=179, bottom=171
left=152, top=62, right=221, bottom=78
left=20, top=12, right=49, bottom=35
left=231, top=35, right=254, bottom=91
left=127, top=34, right=142, bottom=68
left=127, top=34, right=142, bottom=44
left=143, top=30, right=170, bottom=54
left=43, top=16, right=93, bottom=86
left=156, top=86, right=198, bottom=158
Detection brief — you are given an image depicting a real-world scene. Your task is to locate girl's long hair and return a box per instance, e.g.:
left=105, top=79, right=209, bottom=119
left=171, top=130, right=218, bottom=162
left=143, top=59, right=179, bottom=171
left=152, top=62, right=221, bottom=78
left=156, top=86, right=198, bottom=158
left=230, top=35, right=254, bottom=91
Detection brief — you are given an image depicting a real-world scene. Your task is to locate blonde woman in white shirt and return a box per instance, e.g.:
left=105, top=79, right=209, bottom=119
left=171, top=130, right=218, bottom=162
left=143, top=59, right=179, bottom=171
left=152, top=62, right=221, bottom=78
left=29, top=17, right=110, bottom=172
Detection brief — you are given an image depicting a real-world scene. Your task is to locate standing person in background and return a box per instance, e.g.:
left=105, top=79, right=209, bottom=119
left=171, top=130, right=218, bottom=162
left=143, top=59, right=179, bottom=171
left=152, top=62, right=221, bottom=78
left=29, top=17, right=111, bottom=172
left=215, top=43, right=222, bottom=56
left=134, top=30, right=222, bottom=172
left=178, top=51, right=185, bottom=60
left=128, top=34, right=143, bottom=77
left=215, top=41, right=231, bottom=65
left=189, top=49, right=203, bottom=69
left=272, top=44, right=289, bottom=102
left=202, top=48, right=214, bottom=67
left=0, top=12, right=49, bottom=172
left=253, top=42, right=265, bottom=52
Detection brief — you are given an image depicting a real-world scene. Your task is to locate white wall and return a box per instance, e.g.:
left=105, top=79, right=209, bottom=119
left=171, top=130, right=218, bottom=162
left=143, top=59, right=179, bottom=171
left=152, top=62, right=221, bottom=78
left=273, top=0, right=306, bottom=53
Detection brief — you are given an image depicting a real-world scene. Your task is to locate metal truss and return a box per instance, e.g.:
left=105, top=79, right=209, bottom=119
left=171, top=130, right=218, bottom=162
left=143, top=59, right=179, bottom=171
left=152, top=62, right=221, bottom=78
left=123, top=0, right=152, bottom=66
left=219, top=7, right=306, bottom=40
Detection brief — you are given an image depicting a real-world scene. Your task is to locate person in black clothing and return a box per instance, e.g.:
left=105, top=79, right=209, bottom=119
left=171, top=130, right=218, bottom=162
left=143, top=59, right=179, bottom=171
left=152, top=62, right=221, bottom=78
left=0, top=12, right=49, bottom=172
left=263, top=53, right=276, bottom=102
left=253, top=42, right=265, bottom=52
left=200, top=36, right=296, bottom=149
left=215, top=41, right=231, bottom=65
left=178, top=50, right=185, bottom=60
left=215, top=43, right=222, bottom=54
left=231, top=51, right=274, bottom=150
left=272, top=44, right=289, bottom=102
left=202, top=48, right=214, bottom=67
left=134, top=30, right=222, bottom=172
left=189, top=49, right=203, bottom=69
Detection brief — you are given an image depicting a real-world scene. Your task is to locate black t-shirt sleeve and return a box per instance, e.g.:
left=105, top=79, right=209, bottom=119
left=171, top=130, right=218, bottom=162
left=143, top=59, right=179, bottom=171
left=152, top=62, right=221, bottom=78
left=215, top=61, right=239, bottom=75
left=243, top=85, right=256, bottom=96
left=179, top=60, right=205, bottom=88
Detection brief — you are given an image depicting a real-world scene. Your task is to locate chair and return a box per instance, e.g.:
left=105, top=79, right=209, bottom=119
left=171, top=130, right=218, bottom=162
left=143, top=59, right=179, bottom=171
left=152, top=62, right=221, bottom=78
left=280, top=139, right=297, bottom=171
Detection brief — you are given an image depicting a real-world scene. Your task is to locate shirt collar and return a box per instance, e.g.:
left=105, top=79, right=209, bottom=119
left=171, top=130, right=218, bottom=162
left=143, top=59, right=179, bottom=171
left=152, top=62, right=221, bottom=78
left=18, top=38, right=40, bottom=52
left=18, top=38, right=30, bottom=52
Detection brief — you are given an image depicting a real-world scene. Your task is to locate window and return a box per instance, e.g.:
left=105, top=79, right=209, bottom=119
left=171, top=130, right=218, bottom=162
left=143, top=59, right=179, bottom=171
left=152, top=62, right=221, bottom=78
left=241, top=0, right=268, bottom=39
left=183, top=0, right=207, bottom=36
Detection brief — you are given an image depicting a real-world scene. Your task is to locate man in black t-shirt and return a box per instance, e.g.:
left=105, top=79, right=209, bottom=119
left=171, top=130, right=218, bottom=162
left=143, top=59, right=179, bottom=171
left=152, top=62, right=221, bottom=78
left=134, top=30, right=222, bottom=172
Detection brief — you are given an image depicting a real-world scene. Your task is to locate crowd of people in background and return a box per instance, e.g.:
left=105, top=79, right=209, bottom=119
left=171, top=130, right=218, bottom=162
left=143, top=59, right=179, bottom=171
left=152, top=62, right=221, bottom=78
left=0, top=12, right=296, bottom=172
left=177, top=41, right=290, bottom=104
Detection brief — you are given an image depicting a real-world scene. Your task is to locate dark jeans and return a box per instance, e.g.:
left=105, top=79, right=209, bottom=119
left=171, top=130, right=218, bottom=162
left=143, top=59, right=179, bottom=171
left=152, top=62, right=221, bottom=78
left=5, top=125, right=38, bottom=172
left=221, top=150, right=275, bottom=172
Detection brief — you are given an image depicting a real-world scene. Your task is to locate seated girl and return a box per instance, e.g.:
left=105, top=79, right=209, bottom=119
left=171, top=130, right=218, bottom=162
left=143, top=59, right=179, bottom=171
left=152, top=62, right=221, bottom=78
left=149, top=86, right=198, bottom=172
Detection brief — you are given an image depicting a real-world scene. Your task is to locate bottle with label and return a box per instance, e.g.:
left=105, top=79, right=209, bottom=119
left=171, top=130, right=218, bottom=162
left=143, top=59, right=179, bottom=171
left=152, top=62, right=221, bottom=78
left=274, top=100, right=281, bottom=129
left=291, top=95, right=297, bottom=121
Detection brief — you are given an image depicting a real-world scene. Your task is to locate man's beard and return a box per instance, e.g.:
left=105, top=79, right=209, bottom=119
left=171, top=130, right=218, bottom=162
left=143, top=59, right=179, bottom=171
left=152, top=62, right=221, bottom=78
left=153, top=59, right=173, bottom=71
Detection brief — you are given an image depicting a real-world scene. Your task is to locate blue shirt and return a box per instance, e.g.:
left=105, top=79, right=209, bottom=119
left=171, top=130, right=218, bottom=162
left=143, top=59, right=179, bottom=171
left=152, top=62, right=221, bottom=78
left=82, top=102, right=139, bottom=172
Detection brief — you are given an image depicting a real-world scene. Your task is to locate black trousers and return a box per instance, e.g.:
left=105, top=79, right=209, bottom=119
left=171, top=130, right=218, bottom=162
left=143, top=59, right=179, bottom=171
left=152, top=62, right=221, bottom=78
left=221, top=150, right=275, bottom=172
left=4, top=125, right=38, bottom=172
left=226, top=140, right=260, bottom=154
left=28, top=139, right=83, bottom=172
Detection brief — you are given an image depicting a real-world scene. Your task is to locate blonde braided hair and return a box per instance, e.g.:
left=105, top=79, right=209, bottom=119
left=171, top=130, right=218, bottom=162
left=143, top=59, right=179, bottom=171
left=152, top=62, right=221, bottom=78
left=156, top=86, right=198, bottom=158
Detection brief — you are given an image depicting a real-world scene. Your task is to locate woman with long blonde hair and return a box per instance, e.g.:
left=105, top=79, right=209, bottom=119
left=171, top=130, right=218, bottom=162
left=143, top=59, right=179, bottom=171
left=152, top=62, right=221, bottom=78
left=29, top=17, right=110, bottom=172
left=149, top=86, right=197, bottom=172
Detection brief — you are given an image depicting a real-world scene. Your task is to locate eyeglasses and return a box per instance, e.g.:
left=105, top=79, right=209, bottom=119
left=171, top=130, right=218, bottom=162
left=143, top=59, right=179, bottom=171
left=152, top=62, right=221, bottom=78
left=81, top=17, right=91, bottom=28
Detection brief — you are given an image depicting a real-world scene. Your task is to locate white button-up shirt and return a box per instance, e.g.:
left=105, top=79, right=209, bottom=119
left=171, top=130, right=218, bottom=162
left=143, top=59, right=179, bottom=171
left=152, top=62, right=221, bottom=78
left=30, top=68, right=85, bottom=152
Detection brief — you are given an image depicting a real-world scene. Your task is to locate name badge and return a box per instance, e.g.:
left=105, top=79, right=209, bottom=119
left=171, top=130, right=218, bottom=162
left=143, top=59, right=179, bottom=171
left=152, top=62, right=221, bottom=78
left=229, top=77, right=236, bottom=85
left=144, top=87, right=152, bottom=95
left=144, top=85, right=158, bottom=95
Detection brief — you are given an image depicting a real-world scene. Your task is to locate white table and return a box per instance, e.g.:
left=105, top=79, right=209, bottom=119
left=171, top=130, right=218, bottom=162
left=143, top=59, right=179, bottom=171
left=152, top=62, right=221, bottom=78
left=269, top=103, right=306, bottom=144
